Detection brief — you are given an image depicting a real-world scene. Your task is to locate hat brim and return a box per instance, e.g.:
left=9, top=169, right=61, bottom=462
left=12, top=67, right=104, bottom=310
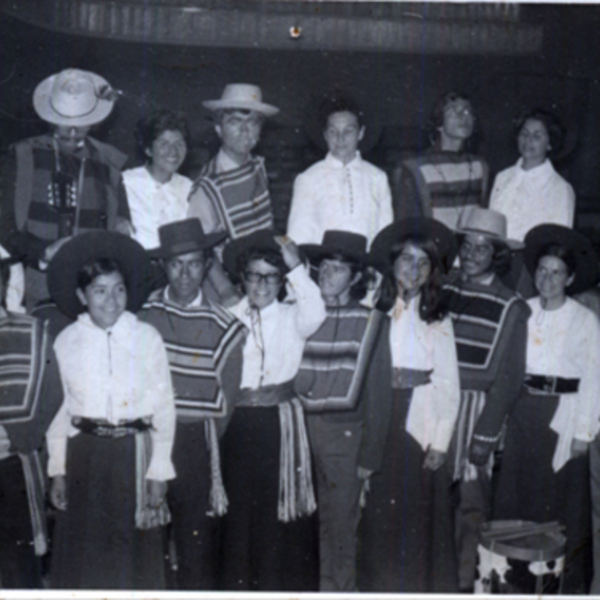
left=33, top=72, right=114, bottom=127
left=524, top=224, right=598, bottom=295
left=148, top=230, right=227, bottom=259
left=456, top=227, right=524, bottom=251
left=222, top=230, right=284, bottom=279
left=202, top=99, right=279, bottom=117
left=47, top=232, right=153, bottom=319
left=300, top=243, right=369, bottom=266
left=370, top=218, right=458, bottom=274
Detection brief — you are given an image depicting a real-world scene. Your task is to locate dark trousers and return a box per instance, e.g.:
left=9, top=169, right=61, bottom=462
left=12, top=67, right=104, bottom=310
left=168, top=420, right=217, bottom=590
left=0, top=455, right=43, bottom=588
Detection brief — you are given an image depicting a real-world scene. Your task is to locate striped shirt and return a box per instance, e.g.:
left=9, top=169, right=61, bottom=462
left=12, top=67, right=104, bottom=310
left=139, top=289, right=246, bottom=419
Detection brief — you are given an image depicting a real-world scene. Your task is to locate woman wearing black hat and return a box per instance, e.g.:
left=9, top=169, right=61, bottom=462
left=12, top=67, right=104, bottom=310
left=358, top=218, right=460, bottom=593
left=219, top=230, right=326, bottom=591
left=494, top=224, right=600, bottom=594
left=45, top=231, right=175, bottom=589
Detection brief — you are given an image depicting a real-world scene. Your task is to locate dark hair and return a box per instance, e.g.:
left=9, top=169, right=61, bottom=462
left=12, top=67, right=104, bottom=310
left=135, top=109, right=190, bottom=162
left=514, top=108, right=565, bottom=159
left=375, top=234, right=447, bottom=323
left=535, top=243, right=576, bottom=277
left=427, top=91, right=477, bottom=149
left=164, top=248, right=214, bottom=265
left=457, top=235, right=512, bottom=278
left=237, top=249, right=287, bottom=302
left=213, top=108, right=266, bottom=127
left=77, top=258, right=126, bottom=293
left=313, top=252, right=372, bottom=301
left=318, top=95, right=364, bottom=132
left=0, top=262, right=10, bottom=308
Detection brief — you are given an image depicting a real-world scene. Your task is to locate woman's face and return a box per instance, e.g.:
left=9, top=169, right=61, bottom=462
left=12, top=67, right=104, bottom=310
left=535, top=255, right=574, bottom=304
left=393, top=243, right=432, bottom=296
left=76, top=271, right=127, bottom=329
left=459, top=233, right=495, bottom=282
left=518, top=118, right=550, bottom=165
left=146, top=129, right=187, bottom=177
left=243, top=259, right=282, bottom=310
left=318, top=258, right=358, bottom=304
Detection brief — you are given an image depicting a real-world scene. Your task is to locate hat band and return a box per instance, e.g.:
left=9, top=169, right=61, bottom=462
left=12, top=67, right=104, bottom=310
left=163, top=240, right=207, bottom=256
left=461, top=227, right=506, bottom=241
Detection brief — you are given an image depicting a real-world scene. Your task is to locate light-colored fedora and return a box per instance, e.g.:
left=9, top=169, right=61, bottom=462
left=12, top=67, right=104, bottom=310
left=456, top=208, right=524, bottom=250
left=33, top=69, right=116, bottom=127
left=203, top=84, right=279, bottom=117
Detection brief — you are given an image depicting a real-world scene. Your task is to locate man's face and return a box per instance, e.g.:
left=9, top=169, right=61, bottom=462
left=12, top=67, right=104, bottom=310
left=439, top=98, right=474, bottom=144
left=53, top=125, right=92, bottom=154
left=323, top=111, right=364, bottom=165
left=215, top=110, right=263, bottom=163
left=165, top=250, right=209, bottom=307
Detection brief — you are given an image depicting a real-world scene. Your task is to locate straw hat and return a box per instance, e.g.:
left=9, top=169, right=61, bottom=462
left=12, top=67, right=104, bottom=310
left=33, top=69, right=116, bottom=127
left=149, top=219, right=226, bottom=259
left=203, top=84, right=279, bottom=117
left=524, top=224, right=598, bottom=295
left=301, top=231, right=369, bottom=266
left=370, top=218, right=457, bottom=274
left=456, top=208, right=524, bottom=250
left=47, top=232, right=152, bottom=318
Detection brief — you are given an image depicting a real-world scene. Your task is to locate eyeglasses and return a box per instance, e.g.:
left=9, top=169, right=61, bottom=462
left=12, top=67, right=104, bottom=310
left=460, top=241, right=493, bottom=258
left=243, top=271, right=282, bottom=285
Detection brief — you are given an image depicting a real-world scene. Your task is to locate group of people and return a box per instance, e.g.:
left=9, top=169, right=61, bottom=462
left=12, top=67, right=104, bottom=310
left=0, top=67, right=599, bottom=595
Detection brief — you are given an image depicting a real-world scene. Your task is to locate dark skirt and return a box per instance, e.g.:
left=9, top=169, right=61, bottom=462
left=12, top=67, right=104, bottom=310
left=219, top=405, right=318, bottom=591
left=358, top=388, right=458, bottom=593
left=494, top=388, right=592, bottom=594
left=50, top=432, right=165, bottom=590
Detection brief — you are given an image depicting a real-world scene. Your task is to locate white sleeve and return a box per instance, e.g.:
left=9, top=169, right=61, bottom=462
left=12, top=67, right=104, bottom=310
left=286, top=264, right=326, bottom=339
left=143, top=327, right=177, bottom=481
left=575, top=310, right=600, bottom=441
left=429, top=317, right=461, bottom=452
left=376, top=170, right=394, bottom=235
left=286, top=172, right=320, bottom=245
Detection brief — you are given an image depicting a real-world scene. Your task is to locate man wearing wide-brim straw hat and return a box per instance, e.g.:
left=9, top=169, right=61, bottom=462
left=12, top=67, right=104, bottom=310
left=186, top=84, right=279, bottom=306
left=443, top=207, right=531, bottom=591
left=0, top=68, right=132, bottom=311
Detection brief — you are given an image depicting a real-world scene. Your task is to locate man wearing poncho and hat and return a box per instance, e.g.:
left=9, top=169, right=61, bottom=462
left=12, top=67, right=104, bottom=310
left=295, top=230, right=391, bottom=592
left=138, top=218, right=245, bottom=590
left=0, top=256, right=62, bottom=587
left=187, top=84, right=279, bottom=306
left=0, top=68, right=132, bottom=311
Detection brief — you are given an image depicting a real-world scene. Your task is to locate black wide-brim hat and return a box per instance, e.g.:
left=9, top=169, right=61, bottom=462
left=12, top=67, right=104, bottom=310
left=301, top=230, right=369, bottom=266
left=222, top=229, right=286, bottom=279
left=524, top=224, right=598, bottom=295
left=148, top=218, right=227, bottom=259
left=370, top=218, right=458, bottom=274
left=47, top=231, right=153, bottom=318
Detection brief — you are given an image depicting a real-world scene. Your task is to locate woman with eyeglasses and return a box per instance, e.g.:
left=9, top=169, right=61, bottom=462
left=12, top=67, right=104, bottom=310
left=494, top=224, right=600, bottom=594
left=218, top=230, right=326, bottom=591
left=358, top=218, right=460, bottom=593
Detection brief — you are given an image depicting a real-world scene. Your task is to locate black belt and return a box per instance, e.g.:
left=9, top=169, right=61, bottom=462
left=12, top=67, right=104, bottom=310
left=524, top=375, right=580, bottom=395
left=72, top=416, right=153, bottom=438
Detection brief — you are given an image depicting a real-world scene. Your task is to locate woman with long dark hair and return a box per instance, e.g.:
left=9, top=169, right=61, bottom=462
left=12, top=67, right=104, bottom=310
left=359, top=218, right=460, bottom=592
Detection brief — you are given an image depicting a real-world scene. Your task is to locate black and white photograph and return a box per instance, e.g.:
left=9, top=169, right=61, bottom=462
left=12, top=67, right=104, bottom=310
left=0, top=1, right=600, bottom=598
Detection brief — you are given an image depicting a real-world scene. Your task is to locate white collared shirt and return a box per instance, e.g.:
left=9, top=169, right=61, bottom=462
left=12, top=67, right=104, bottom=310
left=123, top=166, right=192, bottom=250
left=489, top=158, right=575, bottom=242
left=287, top=152, right=393, bottom=248
left=46, top=311, right=176, bottom=480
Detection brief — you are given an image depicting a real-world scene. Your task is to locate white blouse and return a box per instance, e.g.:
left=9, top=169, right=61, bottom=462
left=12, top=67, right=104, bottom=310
left=527, top=297, right=600, bottom=447
left=123, top=166, right=192, bottom=249
left=46, top=311, right=176, bottom=481
left=230, top=265, right=326, bottom=389
left=389, top=296, right=461, bottom=452
left=489, top=158, right=575, bottom=242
